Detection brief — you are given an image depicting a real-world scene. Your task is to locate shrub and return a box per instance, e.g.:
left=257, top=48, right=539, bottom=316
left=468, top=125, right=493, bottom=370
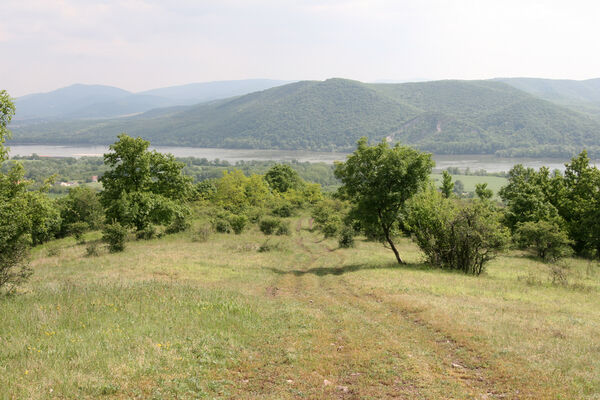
left=136, top=224, right=156, bottom=240
left=102, top=222, right=127, bottom=253
left=321, top=217, right=341, bottom=238
left=275, top=220, right=291, bottom=236
left=85, top=242, right=100, bottom=257
left=0, top=239, right=31, bottom=295
left=68, top=221, right=89, bottom=243
left=214, top=218, right=231, bottom=233
left=406, top=190, right=509, bottom=275
left=272, top=202, right=294, bottom=217
left=192, top=224, right=212, bottom=242
left=338, top=226, right=355, bottom=248
left=229, top=214, right=248, bottom=235
left=165, top=213, right=191, bottom=234
left=259, top=217, right=281, bottom=235
left=515, top=220, right=573, bottom=262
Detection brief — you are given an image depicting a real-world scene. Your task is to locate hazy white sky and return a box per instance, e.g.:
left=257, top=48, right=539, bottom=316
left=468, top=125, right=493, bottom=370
left=1, top=0, right=599, bottom=97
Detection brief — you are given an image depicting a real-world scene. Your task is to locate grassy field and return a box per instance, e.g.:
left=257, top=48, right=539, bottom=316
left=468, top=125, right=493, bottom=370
left=1, top=217, right=599, bottom=399
left=431, top=174, right=508, bottom=196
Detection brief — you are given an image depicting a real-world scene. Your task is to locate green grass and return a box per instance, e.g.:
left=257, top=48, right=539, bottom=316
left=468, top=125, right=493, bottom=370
left=1, top=219, right=599, bottom=399
left=431, top=173, right=508, bottom=196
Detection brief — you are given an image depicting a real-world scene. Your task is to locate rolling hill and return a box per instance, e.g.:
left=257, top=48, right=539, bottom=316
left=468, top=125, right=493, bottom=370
left=13, top=79, right=290, bottom=121
left=11, top=78, right=600, bottom=157
left=497, top=77, right=600, bottom=117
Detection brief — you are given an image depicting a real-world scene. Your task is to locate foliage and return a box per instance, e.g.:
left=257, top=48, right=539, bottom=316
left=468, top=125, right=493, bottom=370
left=335, top=137, right=433, bottom=264
left=136, top=224, right=157, bottom=240
left=68, top=222, right=89, bottom=243
left=338, top=226, right=355, bottom=248
left=475, top=183, right=493, bottom=200
left=515, top=221, right=573, bottom=262
left=0, top=91, right=32, bottom=293
left=406, top=189, right=509, bottom=275
left=265, top=164, right=302, bottom=193
left=58, top=186, right=104, bottom=235
left=102, top=222, right=127, bottom=253
left=100, top=134, right=193, bottom=231
left=229, top=214, right=248, bottom=235
left=440, top=171, right=454, bottom=198
left=259, top=217, right=286, bottom=235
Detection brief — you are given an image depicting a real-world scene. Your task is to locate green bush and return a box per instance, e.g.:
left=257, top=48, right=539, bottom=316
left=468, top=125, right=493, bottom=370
left=260, top=217, right=282, bottom=235
left=68, top=221, right=89, bottom=243
left=321, top=217, right=341, bottom=238
left=229, top=214, right=248, bottom=235
left=406, top=190, right=509, bottom=275
left=136, top=224, right=157, bottom=240
left=102, top=222, right=128, bottom=253
left=192, top=224, right=212, bottom=242
left=515, top=220, right=573, bottom=262
left=272, top=202, right=294, bottom=217
left=275, top=220, right=291, bottom=236
left=338, top=226, right=355, bottom=248
left=165, top=213, right=191, bottom=234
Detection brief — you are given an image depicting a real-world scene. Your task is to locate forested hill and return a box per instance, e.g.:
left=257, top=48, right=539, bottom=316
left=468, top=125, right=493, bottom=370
left=11, top=78, right=600, bottom=157
left=497, top=77, right=600, bottom=117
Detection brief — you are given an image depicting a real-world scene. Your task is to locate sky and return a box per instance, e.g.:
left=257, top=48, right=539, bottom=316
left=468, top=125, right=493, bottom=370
left=1, top=0, right=599, bottom=97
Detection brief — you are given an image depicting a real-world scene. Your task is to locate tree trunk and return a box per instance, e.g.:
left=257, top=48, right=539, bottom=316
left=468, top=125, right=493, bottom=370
left=384, top=227, right=404, bottom=264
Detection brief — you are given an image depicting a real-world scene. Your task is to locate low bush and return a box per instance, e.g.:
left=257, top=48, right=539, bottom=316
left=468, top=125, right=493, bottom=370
left=68, top=222, right=89, bottom=244
left=229, top=214, right=248, bottom=235
left=46, top=247, right=61, bottom=257
left=258, top=239, right=286, bottom=252
left=515, top=220, right=573, bottom=262
left=275, top=220, right=291, bottom=236
left=103, top=222, right=127, bottom=253
left=259, top=217, right=281, bottom=235
left=338, top=226, right=355, bottom=248
left=272, top=202, right=294, bottom=218
left=136, top=224, right=157, bottom=240
left=406, top=190, right=509, bottom=275
left=165, top=213, right=191, bottom=234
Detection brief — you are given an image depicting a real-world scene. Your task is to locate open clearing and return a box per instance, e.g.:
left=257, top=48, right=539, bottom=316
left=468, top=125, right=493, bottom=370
left=1, top=217, right=599, bottom=399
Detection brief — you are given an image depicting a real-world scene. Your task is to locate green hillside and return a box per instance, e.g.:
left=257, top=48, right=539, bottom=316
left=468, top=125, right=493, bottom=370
left=11, top=78, right=600, bottom=157
left=497, top=77, right=600, bottom=117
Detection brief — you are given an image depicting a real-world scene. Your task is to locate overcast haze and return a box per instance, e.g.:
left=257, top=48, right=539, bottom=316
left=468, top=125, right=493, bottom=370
left=2, top=0, right=599, bottom=97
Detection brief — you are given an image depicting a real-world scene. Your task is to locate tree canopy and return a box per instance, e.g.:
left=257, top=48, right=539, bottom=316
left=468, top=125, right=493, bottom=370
left=335, top=137, right=433, bottom=264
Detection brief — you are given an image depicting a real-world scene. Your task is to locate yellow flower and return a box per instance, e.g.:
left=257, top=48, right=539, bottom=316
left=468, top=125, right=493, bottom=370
left=24, top=370, right=29, bottom=375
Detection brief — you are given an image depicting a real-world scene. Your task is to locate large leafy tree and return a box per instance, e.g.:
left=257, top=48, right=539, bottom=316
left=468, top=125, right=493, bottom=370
left=0, top=91, right=32, bottom=292
left=335, top=137, right=433, bottom=264
left=100, top=134, right=193, bottom=231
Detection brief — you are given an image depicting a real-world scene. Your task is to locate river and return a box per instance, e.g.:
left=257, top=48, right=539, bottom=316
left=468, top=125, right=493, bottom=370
left=7, top=145, right=586, bottom=173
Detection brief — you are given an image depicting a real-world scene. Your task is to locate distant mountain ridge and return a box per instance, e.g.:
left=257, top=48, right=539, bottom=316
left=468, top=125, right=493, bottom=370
left=14, top=79, right=291, bottom=121
left=11, top=78, right=600, bottom=158
left=496, top=77, right=600, bottom=116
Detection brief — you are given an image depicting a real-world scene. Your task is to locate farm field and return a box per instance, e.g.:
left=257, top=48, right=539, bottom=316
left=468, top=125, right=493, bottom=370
left=1, top=217, right=599, bottom=399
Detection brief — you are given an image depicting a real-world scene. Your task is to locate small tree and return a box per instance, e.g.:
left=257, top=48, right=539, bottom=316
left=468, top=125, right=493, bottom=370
left=406, top=189, right=509, bottom=275
left=102, top=222, right=128, bottom=253
left=335, top=138, right=433, bottom=264
left=0, top=91, right=33, bottom=293
left=515, top=220, right=573, bottom=262
left=440, top=171, right=454, bottom=198
left=265, top=164, right=302, bottom=193
left=475, top=183, right=493, bottom=200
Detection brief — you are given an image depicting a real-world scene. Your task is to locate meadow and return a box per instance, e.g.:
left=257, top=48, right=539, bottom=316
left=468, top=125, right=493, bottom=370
left=1, top=216, right=599, bottom=399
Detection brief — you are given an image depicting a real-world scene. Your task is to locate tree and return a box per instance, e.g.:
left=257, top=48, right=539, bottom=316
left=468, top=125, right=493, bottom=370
left=58, top=186, right=104, bottom=235
left=0, top=91, right=32, bottom=292
left=475, top=183, right=493, bottom=200
left=499, top=165, right=561, bottom=232
left=100, top=134, right=193, bottom=231
left=334, top=137, right=433, bottom=264
left=405, top=189, right=509, bottom=275
left=440, top=170, right=454, bottom=198
left=265, top=164, right=302, bottom=193
left=515, top=221, right=573, bottom=262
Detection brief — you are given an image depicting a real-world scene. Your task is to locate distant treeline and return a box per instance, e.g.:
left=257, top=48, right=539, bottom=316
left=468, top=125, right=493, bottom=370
left=3, top=155, right=340, bottom=192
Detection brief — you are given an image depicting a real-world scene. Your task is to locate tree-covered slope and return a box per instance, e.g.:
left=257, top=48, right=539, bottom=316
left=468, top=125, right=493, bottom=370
left=11, top=78, right=600, bottom=156
left=497, top=77, right=600, bottom=117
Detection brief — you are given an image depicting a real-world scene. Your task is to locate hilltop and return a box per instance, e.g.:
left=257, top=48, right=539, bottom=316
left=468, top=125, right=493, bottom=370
left=11, top=78, right=600, bottom=157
